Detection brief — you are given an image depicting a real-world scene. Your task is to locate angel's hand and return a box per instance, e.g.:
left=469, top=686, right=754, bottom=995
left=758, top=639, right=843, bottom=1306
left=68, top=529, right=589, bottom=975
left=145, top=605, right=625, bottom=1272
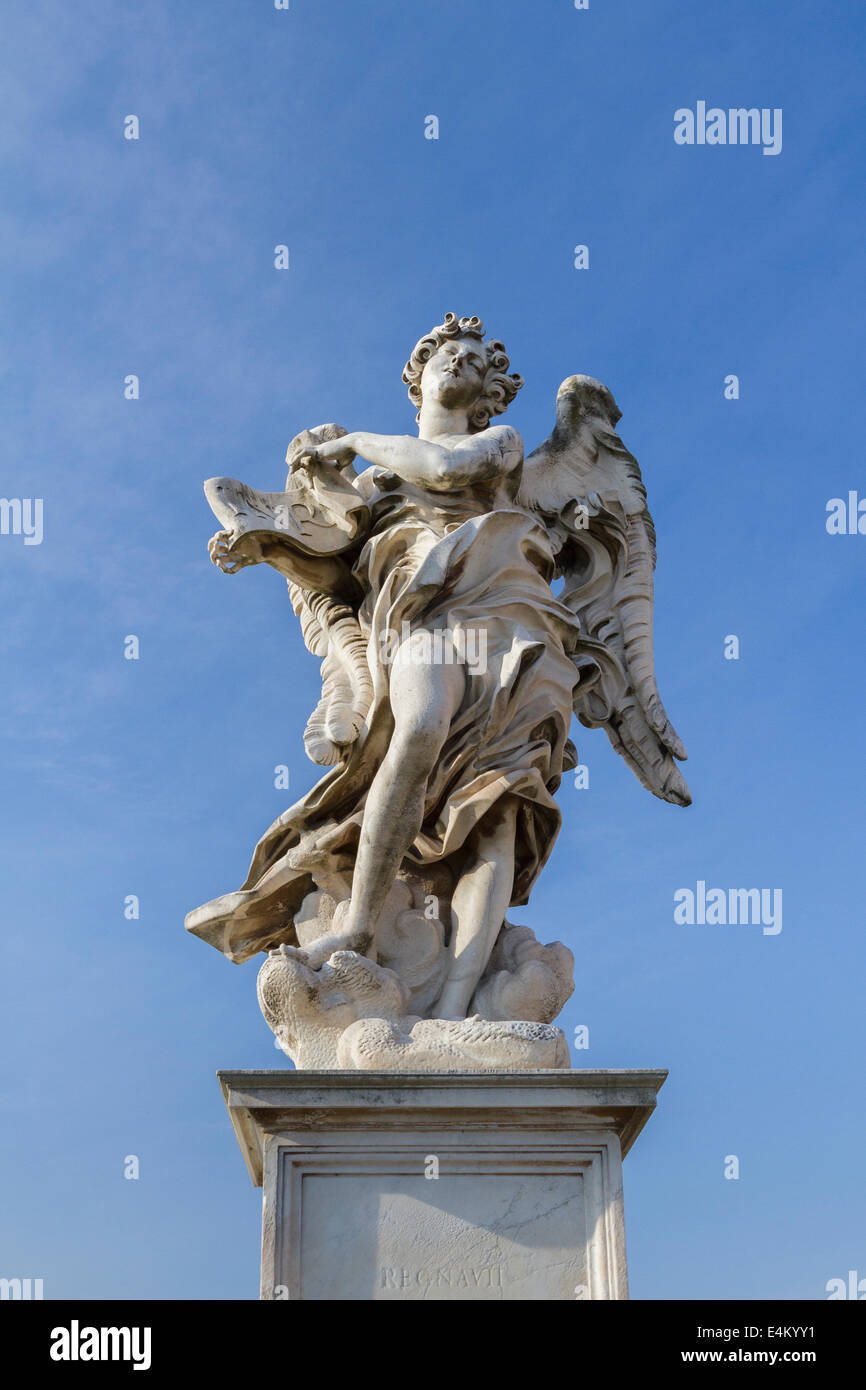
left=289, top=441, right=355, bottom=477
left=287, top=447, right=318, bottom=476
left=286, top=424, right=357, bottom=476
left=208, top=529, right=242, bottom=573
left=309, top=434, right=358, bottom=467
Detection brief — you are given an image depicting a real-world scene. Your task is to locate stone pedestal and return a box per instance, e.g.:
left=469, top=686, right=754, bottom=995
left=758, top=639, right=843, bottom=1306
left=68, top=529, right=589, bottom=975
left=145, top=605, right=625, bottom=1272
left=218, top=1069, right=666, bottom=1301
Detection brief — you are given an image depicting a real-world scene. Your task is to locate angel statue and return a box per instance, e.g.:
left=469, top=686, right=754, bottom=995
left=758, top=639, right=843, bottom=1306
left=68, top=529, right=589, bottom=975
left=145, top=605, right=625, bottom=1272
left=186, top=313, right=690, bottom=1071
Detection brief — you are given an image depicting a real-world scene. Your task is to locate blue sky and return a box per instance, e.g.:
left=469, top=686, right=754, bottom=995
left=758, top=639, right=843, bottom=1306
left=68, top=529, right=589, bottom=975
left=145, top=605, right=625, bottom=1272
left=1, top=0, right=864, bottom=1299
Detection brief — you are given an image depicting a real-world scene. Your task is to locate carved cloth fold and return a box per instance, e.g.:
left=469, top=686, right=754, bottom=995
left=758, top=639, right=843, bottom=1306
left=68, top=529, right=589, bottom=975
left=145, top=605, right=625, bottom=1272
left=186, top=487, right=583, bottom=962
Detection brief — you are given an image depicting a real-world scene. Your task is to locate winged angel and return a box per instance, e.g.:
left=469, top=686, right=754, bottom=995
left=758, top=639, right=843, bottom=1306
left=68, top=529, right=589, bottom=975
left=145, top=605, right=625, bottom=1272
left=187, top=314, right=689, bottom=1058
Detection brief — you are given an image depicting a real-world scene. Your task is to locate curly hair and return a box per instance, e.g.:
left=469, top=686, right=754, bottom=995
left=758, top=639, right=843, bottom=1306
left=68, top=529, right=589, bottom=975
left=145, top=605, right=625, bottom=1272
left=402, top=312, right=524, bottom=432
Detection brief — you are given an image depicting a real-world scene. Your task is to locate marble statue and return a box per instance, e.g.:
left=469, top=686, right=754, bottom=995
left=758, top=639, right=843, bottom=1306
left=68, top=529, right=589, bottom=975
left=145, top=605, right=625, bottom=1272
left=186, top=313, right=690, bottom=1069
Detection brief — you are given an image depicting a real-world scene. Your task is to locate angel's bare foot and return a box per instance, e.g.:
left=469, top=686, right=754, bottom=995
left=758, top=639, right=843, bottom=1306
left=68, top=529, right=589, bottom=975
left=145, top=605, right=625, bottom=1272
left=303, top=926, right=372, bottom=970
left=268, top=943, right=307, bottom=962
left=302, top=901, right=373, bottom=970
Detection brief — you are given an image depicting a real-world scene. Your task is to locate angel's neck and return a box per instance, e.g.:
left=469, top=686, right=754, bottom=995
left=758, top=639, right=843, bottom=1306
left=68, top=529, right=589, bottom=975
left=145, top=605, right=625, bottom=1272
left=418, top=401, right=471, bottom=441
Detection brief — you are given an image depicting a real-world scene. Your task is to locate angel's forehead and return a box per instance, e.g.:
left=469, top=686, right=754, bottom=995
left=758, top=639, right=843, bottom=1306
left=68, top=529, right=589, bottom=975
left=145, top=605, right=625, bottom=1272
left=430, top=336, right=487, bottom=362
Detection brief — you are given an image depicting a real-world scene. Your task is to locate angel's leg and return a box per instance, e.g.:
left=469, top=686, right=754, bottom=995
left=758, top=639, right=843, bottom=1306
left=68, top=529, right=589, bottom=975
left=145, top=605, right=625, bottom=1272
left=302, top=633, right=464, bottom=970
left=431, top=797, right=518, bottom=1019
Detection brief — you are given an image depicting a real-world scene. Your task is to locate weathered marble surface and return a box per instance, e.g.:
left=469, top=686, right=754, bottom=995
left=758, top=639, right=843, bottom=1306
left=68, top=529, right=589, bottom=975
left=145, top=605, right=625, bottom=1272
left=188, top=314, right=689, bottom=1070
left=219, top=1069, right=667, bottom=1301
left=257, top=921, right=573, bottom=1069
left=300, top=1172, right=587, bottom=1300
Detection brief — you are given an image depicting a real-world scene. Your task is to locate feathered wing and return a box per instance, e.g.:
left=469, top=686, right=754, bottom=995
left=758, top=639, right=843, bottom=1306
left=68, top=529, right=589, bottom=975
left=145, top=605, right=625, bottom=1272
left=281, top=425, right=373, bottom=767
left=288, top=581, right=373, bottom=765
left=518, top=375, right=691, bottom=806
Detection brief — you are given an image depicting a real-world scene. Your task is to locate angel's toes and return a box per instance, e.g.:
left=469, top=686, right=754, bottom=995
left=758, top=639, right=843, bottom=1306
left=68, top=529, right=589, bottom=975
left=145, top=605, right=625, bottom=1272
left=306, top=928, right=371, bottom=970
left=304, top=934, right=345, bottom=970
left=270, top=944, right=307, bottom=962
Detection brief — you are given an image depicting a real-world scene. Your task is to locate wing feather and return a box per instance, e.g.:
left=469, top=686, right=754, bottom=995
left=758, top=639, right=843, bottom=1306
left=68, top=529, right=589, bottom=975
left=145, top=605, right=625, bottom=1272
left=288, top=582, right=372, bottom=766
left=519, top=375, right=690, bottom=806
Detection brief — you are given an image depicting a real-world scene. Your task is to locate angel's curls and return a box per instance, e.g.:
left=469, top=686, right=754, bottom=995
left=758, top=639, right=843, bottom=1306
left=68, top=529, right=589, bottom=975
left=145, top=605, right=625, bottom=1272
left=403, top=312, right=524, bottom=433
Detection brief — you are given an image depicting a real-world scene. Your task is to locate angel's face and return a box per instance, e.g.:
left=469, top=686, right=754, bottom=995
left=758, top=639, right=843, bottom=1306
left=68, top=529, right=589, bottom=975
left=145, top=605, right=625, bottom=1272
left=421, top=336, right=487, bottom=411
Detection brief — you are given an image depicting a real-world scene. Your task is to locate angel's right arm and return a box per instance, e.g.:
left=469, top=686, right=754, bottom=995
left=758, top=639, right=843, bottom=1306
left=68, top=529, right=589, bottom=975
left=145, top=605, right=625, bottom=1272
left=318, top=426, right=522, bottom=492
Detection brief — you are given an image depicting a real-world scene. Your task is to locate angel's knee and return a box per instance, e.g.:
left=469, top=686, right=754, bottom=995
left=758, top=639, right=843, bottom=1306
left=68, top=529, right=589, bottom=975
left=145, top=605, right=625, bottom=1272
left=389, top=714, right=447, bottom=775
left=470, top=794, right=520, bottom=860
left=389, top=638, right=463, bottom=762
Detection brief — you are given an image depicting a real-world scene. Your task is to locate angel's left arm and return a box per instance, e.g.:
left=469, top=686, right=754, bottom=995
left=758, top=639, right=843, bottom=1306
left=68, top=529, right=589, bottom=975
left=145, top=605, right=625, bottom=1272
left=314, top=425, right=522, bottom=492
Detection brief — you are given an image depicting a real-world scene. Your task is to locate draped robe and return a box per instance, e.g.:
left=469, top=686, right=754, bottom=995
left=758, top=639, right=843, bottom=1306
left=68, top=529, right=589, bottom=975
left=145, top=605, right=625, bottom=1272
left=186, top=460, right=584, bottom=963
